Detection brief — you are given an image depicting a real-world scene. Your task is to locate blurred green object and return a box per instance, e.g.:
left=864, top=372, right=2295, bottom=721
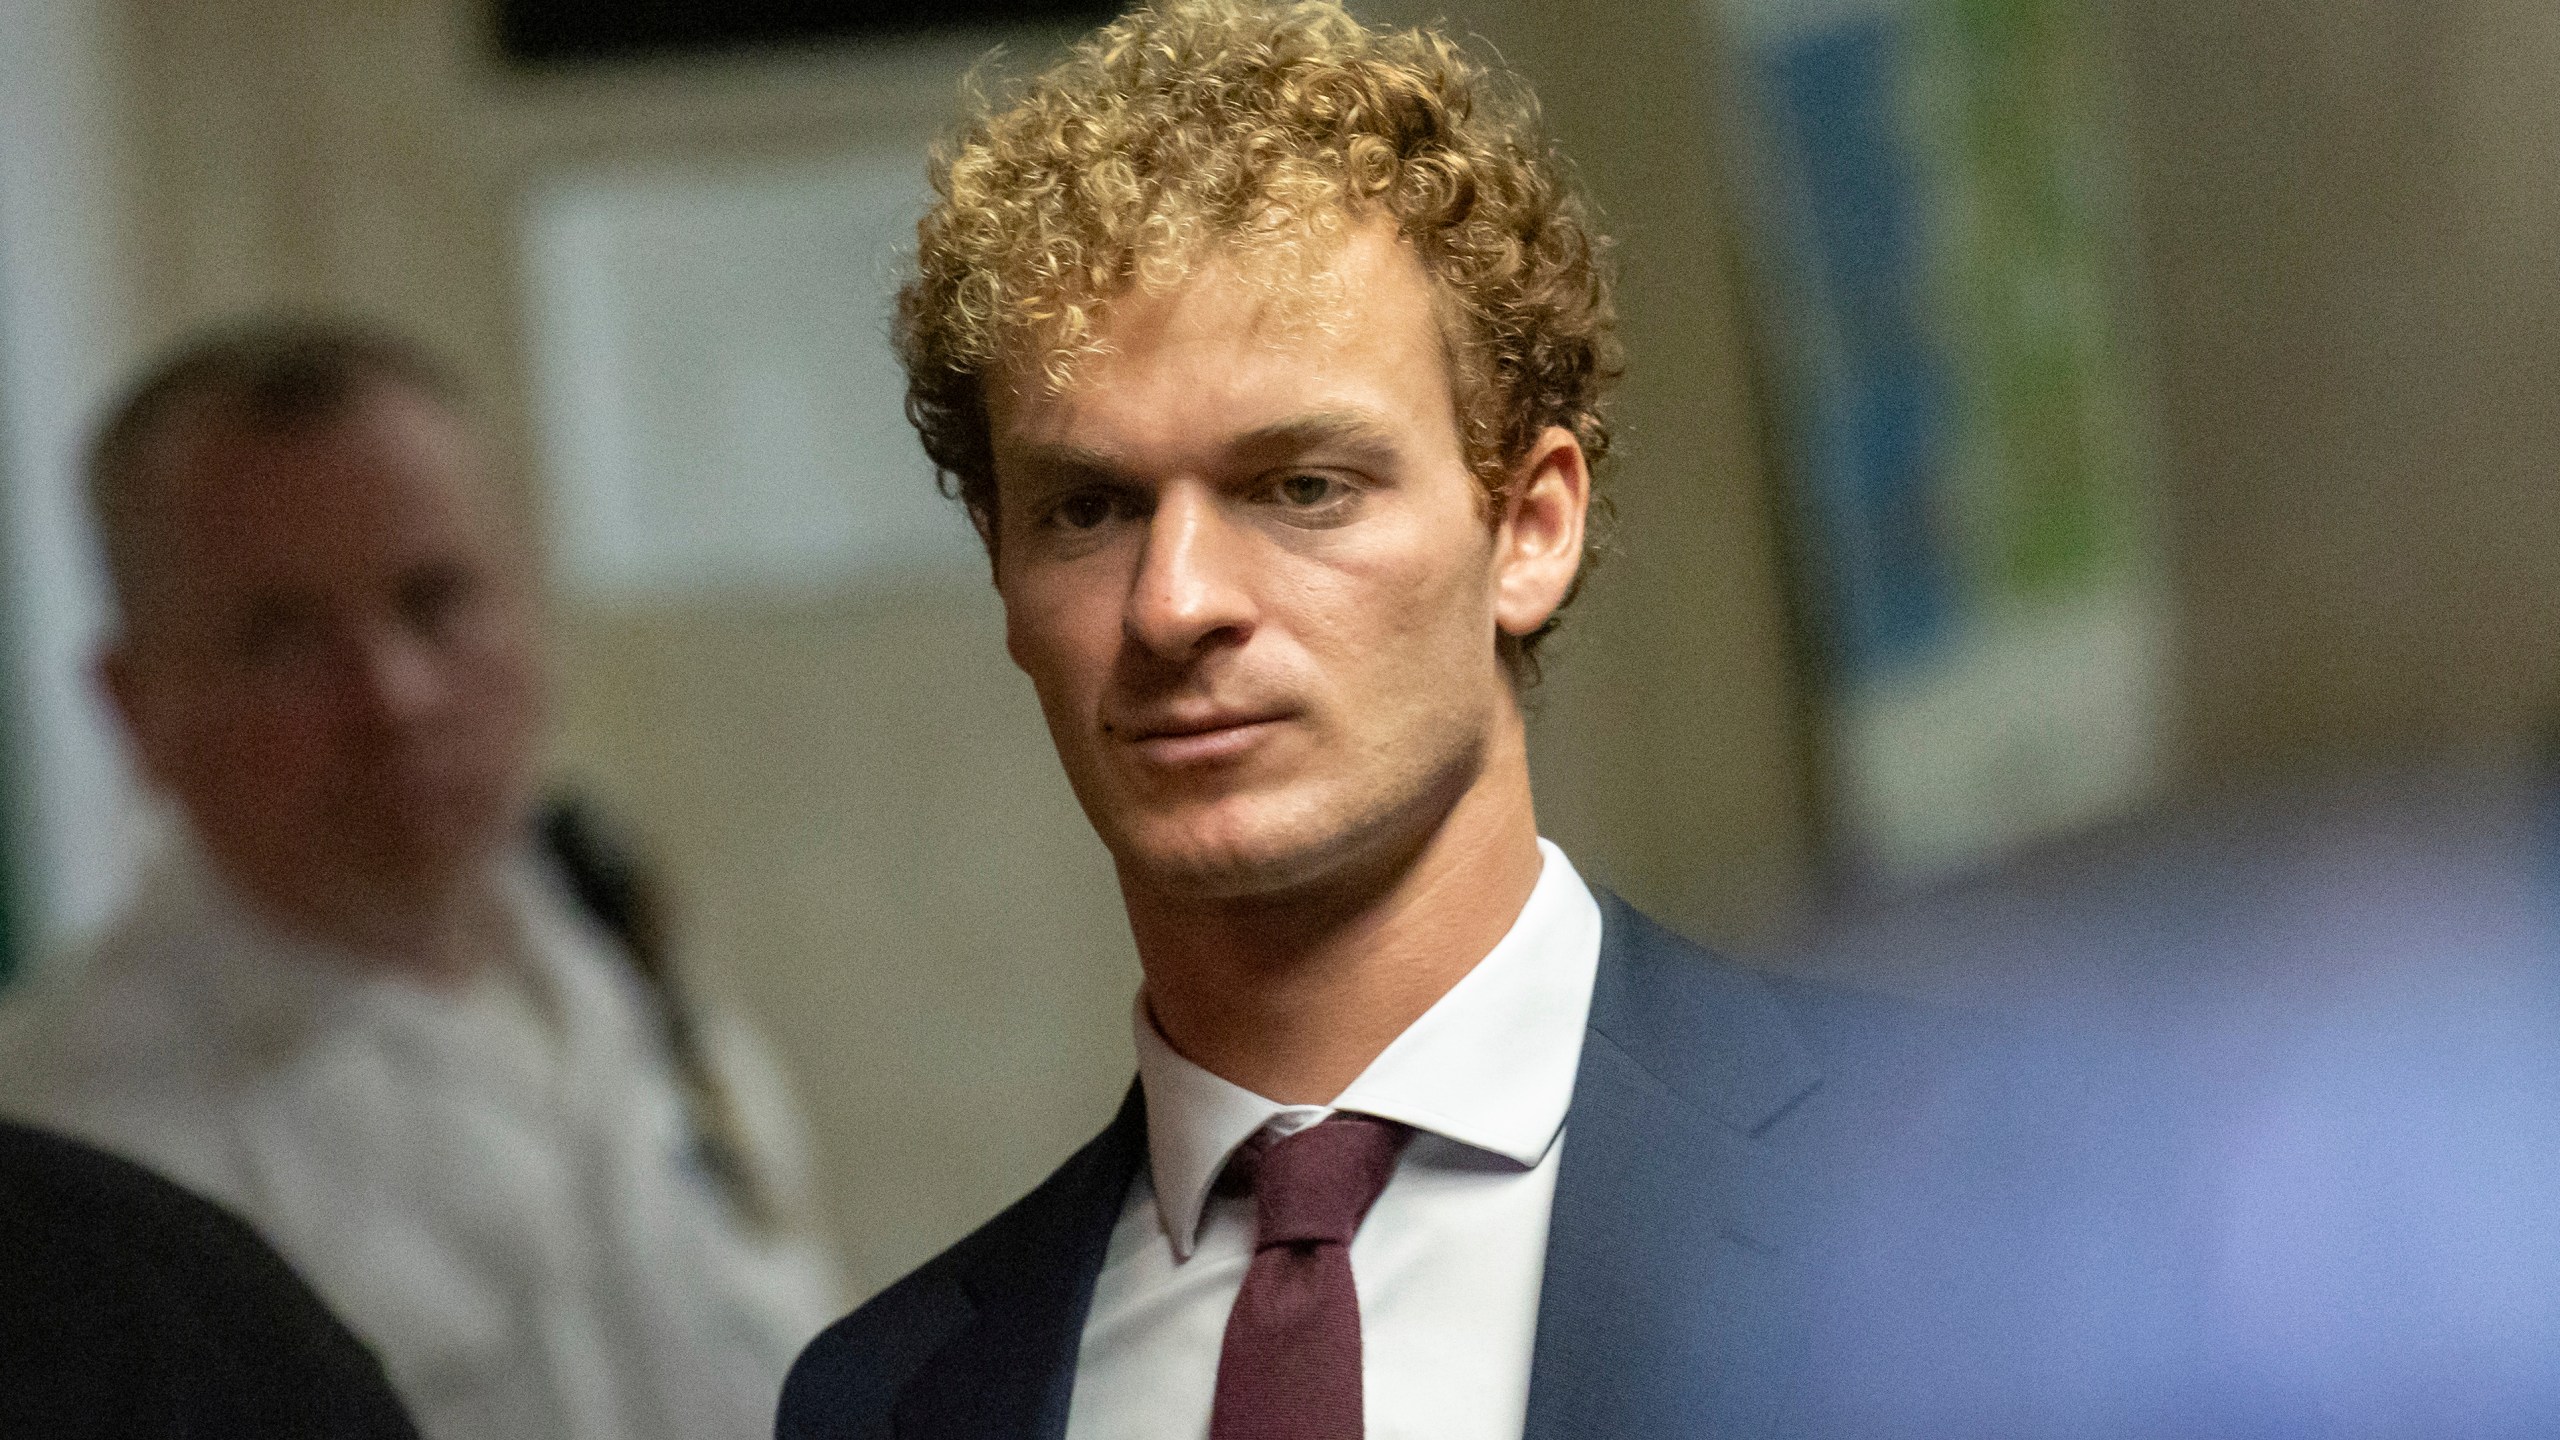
left=1925, top=0, right=2144, bottom=603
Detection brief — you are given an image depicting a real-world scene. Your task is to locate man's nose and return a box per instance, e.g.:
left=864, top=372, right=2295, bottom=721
left=1124, top=486, right=1257, bottom=661
left=344, top=625, right=447, bottom=729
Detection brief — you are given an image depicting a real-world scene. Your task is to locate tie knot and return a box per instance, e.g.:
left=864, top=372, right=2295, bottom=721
left=1238, top=1113, right=1412, bottom=1250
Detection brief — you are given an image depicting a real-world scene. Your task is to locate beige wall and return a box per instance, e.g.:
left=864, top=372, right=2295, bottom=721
left=2112, top=0, right=2560, bottom=784
left=102, top=0, right=1809, bottom=1294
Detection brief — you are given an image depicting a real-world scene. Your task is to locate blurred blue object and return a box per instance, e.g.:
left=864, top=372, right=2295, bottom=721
left=1761, top=17, right=1957, bottom=672
left=1768, top=754, right=2560, bottom=1434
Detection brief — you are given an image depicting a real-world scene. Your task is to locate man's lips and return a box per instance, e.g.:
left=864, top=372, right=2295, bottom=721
left=1114, top=711, right=1291, bottom=765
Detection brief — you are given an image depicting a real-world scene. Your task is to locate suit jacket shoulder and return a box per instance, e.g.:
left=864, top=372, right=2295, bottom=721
left=1582, top=891, right=1965, bottom=1146
left=1589, top=896, right=2191, bottom=1439
left=1524, top=892, right=2040, bottom=1440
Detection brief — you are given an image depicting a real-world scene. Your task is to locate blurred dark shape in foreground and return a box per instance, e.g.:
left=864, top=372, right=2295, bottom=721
left=0, top=1118, right=421, bottom=1439
left=1773, top=752, right=2560, bottom=1435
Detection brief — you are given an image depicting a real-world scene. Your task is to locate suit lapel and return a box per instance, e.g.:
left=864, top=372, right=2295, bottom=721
left=1523, top=894, right=1827, bottom=1440
left=892, top=1086, right=1147, bottom=1440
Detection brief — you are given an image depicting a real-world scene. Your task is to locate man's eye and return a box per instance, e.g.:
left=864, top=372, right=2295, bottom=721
left=1267, top=472, right=1361, bottom=515
left=1052, top=491, right=1120, bottom=530
left=397, top=563, right=476, bottom=638
left=1276, top=473, right=1336, bottom=507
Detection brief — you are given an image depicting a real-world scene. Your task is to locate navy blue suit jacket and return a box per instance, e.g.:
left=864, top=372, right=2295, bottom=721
left=778, top=893, right=2006, bottom=1440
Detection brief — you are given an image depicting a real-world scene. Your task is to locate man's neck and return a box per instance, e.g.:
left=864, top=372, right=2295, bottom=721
left=1125, top=756, right=1546, bottom=1105
left=236, top=867, right=503, bottom=991
left=346, top=901, right=500, bottom=990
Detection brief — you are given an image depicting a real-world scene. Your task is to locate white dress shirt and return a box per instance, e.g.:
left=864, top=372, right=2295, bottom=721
left=0, top=838, right=842, bottom=1440
left=1064, top=838, right=1603, bottom=1440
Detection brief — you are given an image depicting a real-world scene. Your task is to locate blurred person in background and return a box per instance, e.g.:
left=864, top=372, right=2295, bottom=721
left=0, top=320, right=840, bottom=1440
left=778, top=4, right=2168, bottom=1437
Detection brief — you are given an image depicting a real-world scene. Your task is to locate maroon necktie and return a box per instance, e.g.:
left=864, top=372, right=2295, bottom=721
left=1208, top=1113, right=1414, bottom=1440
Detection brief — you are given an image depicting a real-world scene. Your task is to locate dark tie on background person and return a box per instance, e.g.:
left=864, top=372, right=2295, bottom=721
left=1210, top=1116, right=1412, bottom=1440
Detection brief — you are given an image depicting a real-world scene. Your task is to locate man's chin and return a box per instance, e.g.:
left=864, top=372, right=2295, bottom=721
left=1102, top=811, right=1389, bottom=907
left=1107, top=833, right=1291, bottom=902
left=325, top=830, right=501, bottom=917
left=1088, top=757, right=1477, bottom=909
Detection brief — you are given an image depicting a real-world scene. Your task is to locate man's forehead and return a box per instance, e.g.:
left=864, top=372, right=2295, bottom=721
left=156, top=386, right=484, bottom=519
left=1001, top=215, right=1425, bottom=372
left=135, top=388, right=512, bottom=598
left=986, top=225, right=1453, bottom=455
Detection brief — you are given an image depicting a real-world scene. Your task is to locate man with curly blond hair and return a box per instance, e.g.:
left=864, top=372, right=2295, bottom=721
left=779, top=3, right=2100, bottom=1438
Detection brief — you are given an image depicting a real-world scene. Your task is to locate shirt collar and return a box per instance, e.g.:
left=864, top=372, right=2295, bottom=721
left=1133, top=838, right=1604, bottom=1259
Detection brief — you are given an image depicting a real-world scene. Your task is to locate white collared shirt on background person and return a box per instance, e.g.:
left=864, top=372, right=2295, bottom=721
left=1064, top=838, right=1605, bottom=1440
left=0, top=837, right=842, bottom=1440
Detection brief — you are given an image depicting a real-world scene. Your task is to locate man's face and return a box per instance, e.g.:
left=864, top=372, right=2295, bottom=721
left=988, top=226, right=1574, bottom=902
left=106, top=382, right=543, bottom=950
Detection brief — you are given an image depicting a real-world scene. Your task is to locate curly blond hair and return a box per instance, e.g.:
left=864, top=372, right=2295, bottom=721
left=898, top=0, right=1619, bottom=672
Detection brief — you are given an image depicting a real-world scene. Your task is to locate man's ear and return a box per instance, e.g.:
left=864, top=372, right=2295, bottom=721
left=969, top=501, right=1002, bottom=587
left=1492, top=425, right=1590, bottom=639
left=97, top=644, right=172, bottom=789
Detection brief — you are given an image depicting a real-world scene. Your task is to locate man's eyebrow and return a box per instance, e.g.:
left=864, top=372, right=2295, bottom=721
left=1231, top=412, right=1404, bottom=466
left=1001, top=442, right=1131, bottom=484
